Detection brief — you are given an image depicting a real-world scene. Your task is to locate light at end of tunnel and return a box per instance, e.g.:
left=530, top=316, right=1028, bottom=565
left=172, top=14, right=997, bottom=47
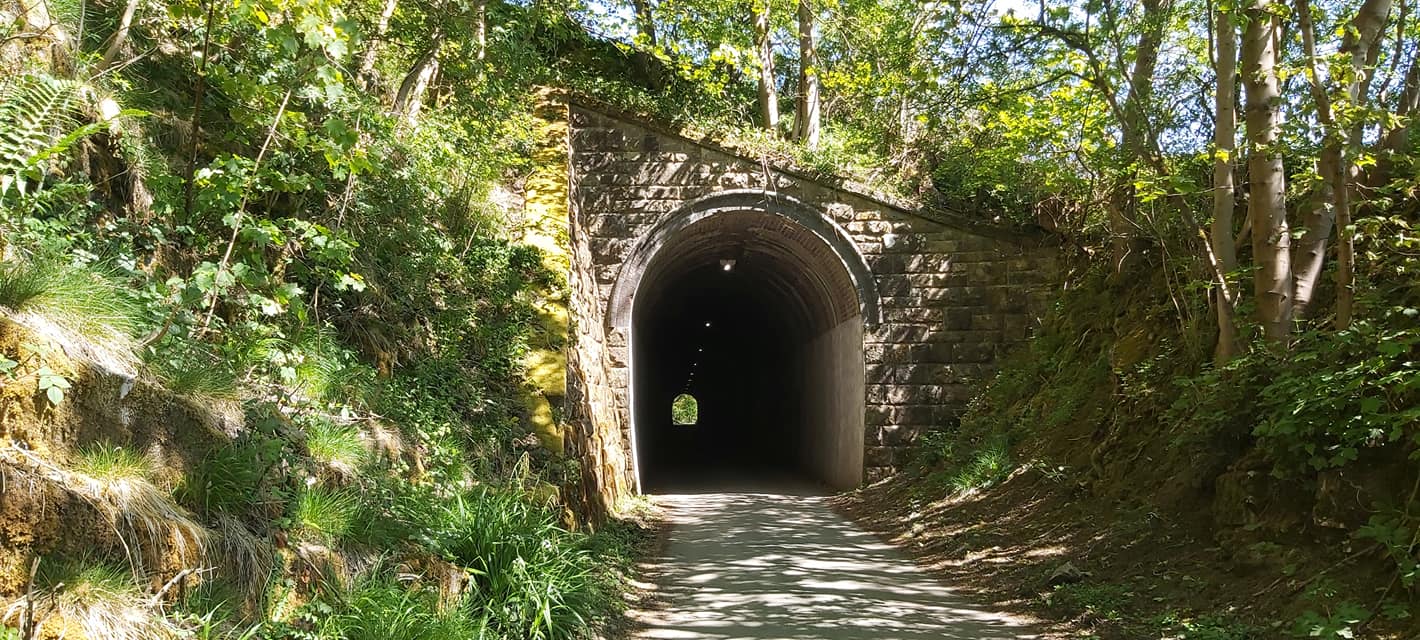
left=704, top=321, right=711, bottom=328
left=720, top=258, right=736, bottom=271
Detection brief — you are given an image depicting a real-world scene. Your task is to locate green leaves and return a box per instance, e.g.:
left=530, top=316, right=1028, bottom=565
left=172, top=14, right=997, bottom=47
left=1245, top=319, right=1420, bottom=474
left=36, top=365, right=71, bottom=406
left=1356, top=510, right=1420, bottom=589
left=0, top=75, right=87, bottom=198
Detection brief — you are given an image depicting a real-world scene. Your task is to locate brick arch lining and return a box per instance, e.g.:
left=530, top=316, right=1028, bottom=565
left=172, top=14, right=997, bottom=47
left=606, top=190, right=881, bottom=335
left=610, top=190, right=873, bottom=491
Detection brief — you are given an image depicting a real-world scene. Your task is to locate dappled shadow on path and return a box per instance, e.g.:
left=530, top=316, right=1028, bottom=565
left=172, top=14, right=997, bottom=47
left=628, top=488, right=1039, bottom=639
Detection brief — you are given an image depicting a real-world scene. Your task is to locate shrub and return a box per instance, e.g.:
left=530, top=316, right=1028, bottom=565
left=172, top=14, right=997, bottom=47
left=179, top=435, right=283, bottom=516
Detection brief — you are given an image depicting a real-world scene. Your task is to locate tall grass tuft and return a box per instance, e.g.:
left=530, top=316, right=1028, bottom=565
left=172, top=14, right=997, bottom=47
left=324, top=576, right=487, bottom=640
left=178, top=435, right=281, bottom=517
left=0, top=257, right=143, bottom=343
left=342, top=481, right=626, bottom=638
left=290, top=325, right=374, bottom=405
left=71, top=443, right=153, bottom=480
left=147, top=336, right=243, bottom=399
left=66, top=443, right=209, bottom=572
left=432, top=487, right=611, bottom=639
left=303, top=417, right=367, bottom=476
left=293, top=486, right=360, bottom=543
left=2, top=555, right=188, bottom=640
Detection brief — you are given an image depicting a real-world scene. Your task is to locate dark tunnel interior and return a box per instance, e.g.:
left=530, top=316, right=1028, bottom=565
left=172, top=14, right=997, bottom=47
left=630, top=212, right=865, bottom=493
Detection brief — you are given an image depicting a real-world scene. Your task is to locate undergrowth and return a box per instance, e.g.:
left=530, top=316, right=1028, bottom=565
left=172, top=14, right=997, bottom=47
left=905, top=258, right=1420, bottom=631
left=0, top=27, right=641, bottom=635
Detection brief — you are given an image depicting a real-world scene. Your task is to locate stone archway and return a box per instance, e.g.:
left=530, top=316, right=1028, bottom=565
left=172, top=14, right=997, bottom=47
left=558, top=99, right=1059, bottom=517
left=608, top=191, right=880, bottom=492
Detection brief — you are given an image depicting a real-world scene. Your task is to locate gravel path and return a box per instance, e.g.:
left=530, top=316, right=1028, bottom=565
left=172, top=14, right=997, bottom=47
left=626, top=487, right=1040, bottom=640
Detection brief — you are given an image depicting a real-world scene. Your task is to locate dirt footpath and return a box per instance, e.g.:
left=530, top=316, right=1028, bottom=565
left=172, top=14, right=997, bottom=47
left=624, top=487, right=1042, bottom=639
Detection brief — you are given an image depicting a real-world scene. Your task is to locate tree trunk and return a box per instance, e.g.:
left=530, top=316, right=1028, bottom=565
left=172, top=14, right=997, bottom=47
left=357, top=0, right=399, bottom=89
left=1110, top=0, right=1170, bottom=274
left=1241, top=0, right=1292, bottom=343
left=476, top=0, right=487, bottom=62
left=1334, top=0, right=1393, bottom=329
left=1121, top=0, right=1168, bottom=160
left=1291, top=147, right=1339, bottom=317
left=394, top=34, right=443, bottom=122
left=1379, top=55, right=1420, bottom=156
left=753, top=0, right=779, bottom=132
left=632, top=0, right=657, bottom=46
left=1211, top=4, right=1240, bottom=362
left=630, top=0, right=665, bottom=90
left=99, top=0, right=141, bottom=71
left=1292, top=0, right=1338, bottom=319
left=792, top=0, right=820, bottom=149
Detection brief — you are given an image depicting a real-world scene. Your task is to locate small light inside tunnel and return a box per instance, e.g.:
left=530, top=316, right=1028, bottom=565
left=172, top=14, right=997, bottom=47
left=704, top=321, right=712, bottom=328
left=720, top=258, right=736, bottom=271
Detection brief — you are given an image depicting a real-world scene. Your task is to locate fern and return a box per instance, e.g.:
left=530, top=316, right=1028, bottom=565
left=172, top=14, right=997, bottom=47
left=0, top=74, right=86, bottom=198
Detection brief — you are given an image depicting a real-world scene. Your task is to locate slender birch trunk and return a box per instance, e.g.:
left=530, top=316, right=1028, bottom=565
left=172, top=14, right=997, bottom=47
left=357, top=0, right=399, bottom=89
left=753, top=0, right=779, bottom=132
left=99, top=0, right=141, bottom=71
left=1241, top=0, right=1292, bottom=343
left=792, top=0, right=820, bottom=149
left=1293, top=0, right=1339, bottom=319
left=1212, top=4, right=1240, bottom=362
left=394, top=32, right=443, bottom=122
left=1334, top=0, right=1393, bottom=329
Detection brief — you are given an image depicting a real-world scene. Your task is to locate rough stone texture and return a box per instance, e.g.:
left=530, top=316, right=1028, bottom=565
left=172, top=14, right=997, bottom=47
left=517, top=99, right=573, bottom=455
left=562, top=100, right=1059, bottom=497
left=553, top=100, right=635, bottom=521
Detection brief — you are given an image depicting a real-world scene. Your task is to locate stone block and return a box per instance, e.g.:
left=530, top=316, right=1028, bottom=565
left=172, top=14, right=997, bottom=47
left=909, top=342, right=955, bottom=364
left=876, top=275, right=912, bottom=297
left=879, top=324, right=929, bottom=343
left=865, top=364, right=895, bottom=384
left=883, top=307, right=944, bottom=324
left=865, top=446, right=899, bottom=467
left=895, top=405, right=936, bottom=426
left=865, top=467, right=895, bottom=483
left=590, top=238, right=635, bottom=262
left=954, top=343, right=996, bottom=363
left=588, top=214, right=655, bottom=237
left=870, top=254, right=907, bottom=274
left=878, top=424, right=923, bottom=446
left=868, top=384, right=941, bottom=405
left=921, top=239, right=959, bottom=253
left=944, top=308, right=974, bottom=331
left=718, top=172, right=753, bottom=189
left=864, top=344, right=912, bottom=364
left=971, top=313, right=1001, bottom=331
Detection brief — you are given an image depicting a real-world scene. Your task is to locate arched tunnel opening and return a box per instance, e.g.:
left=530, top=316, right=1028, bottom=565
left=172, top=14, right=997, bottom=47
left=630, top=209, right=866, bottom=493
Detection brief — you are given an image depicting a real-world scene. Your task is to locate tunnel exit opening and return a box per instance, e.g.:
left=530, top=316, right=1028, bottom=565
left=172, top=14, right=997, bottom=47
left=614, top=193, right=876, bottom=494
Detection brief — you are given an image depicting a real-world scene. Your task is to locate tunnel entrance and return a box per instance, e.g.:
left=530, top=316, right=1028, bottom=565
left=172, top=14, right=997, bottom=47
left=621, top=196, right=871, bottom=493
